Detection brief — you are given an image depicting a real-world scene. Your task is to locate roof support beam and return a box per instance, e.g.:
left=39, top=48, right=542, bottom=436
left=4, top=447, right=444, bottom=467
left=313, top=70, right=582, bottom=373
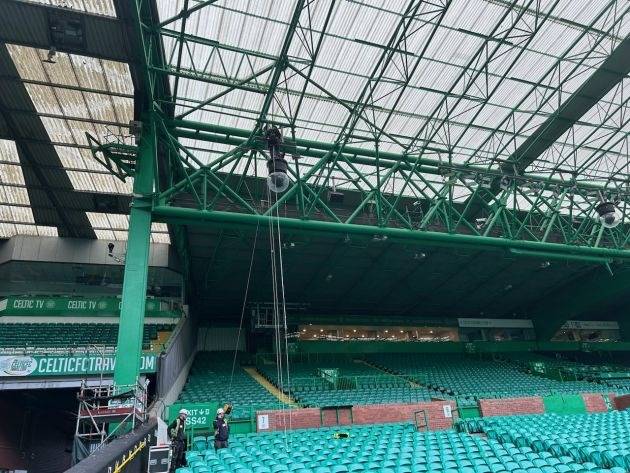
left=152, top=205, right=630, bottom=261
left=167, top=119, right=622, bottom=193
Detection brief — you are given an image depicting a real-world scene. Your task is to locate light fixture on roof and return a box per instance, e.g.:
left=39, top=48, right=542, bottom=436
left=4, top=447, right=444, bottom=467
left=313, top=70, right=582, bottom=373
left=595, top=195, right=622, bottom=229
left=540, top=261, right=551, bottom=269
left=413, top=252, right=426, bottom=260
left=107, top=242, right=125, bottom=264
left=499, top=175, right=511, bottom=191
left=265, top=126, right=290, bottom=193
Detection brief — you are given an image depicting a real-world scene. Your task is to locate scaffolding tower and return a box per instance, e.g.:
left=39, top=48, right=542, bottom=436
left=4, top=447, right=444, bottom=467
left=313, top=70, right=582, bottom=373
left=73, top=379, right=148, bottom=462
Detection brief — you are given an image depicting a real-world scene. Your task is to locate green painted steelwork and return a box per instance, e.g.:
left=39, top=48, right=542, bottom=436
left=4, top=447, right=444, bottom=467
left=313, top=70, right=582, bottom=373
left=113, top=117, right=156, bottom=387
left=152, top=205, right=630, bottom=260
left=78, top=0, right=630, bottom=343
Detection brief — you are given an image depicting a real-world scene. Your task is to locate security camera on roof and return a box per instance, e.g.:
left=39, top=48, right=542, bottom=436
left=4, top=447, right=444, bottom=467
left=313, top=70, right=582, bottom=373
left=595, top=201, right=622, bottom=229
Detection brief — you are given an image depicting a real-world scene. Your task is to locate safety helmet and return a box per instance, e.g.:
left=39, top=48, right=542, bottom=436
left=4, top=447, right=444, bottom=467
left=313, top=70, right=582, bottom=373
left=217, top=408, right=225, bottom=415
left=179, top=409, right=189, bottom=416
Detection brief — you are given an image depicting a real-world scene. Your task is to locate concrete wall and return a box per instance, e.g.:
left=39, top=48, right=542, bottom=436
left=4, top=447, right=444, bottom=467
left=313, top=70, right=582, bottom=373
left=256, top=400, right=457, bottom=433
left=198, top=327, right=246, bottom=352
left=0, top=235, right=177, bottom=268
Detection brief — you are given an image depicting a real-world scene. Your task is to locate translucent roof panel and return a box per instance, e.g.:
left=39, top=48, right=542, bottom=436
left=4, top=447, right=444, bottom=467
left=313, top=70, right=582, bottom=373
left=6, top=44, right=135, bottom=195
left=0, top=139, right=59, bottom=238
left=155, top=0, right=629, bottom=188
left=24, top=0, right=116, bottom=17
left=86, top=212, right=171, bottom=244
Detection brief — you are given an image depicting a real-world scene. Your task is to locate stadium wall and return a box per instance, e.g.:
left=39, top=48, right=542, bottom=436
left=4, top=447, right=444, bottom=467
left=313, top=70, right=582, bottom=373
left=256, top=400, right=457, bottom=432
left=478, top=397, right=545, bottom=417
left=613, top=394, right=630, bottom=411
left=297, top=341, right=630, bottom=354
left=157, top=314, right=197, bottom=404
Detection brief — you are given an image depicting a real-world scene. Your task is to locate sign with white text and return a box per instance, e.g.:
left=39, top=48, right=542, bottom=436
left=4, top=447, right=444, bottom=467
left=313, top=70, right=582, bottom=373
left=0, top=354, right=157, bottom=377
left=458, top=318, right=534, bottom=329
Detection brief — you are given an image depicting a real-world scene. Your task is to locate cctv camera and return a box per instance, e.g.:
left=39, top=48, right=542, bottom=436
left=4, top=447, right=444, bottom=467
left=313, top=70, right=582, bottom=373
left=595, top=202, right=621, bottom=229
left=107, top=242, right=115, bottom=254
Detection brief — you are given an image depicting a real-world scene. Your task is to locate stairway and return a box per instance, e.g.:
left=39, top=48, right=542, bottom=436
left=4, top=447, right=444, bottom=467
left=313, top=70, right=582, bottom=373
left=243, top=367, right=298, bottom=406
left=357, top=359, right=424, bottom=388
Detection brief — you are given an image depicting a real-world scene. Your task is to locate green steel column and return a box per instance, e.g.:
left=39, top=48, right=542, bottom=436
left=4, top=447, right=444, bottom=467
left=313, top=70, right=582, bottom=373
left=113, top=119, right=156, bottom=387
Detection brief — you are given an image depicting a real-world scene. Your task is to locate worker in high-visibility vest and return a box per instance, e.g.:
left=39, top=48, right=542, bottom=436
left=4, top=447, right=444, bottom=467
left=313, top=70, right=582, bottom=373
left=168, top=409, right=188, bottom=471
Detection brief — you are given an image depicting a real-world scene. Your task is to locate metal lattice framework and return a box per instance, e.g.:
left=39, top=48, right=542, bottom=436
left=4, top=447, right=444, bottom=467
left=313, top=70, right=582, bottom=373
left=81, top=0, right=630, bottom=385
left=91, top=0, right=630, bottom=264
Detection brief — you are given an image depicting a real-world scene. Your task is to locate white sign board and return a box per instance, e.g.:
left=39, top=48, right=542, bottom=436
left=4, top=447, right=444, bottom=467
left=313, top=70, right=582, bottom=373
left=561, top=320, right=619, bottom=330
left=443, top=405, right=452, bottom=418
left=257, top=414, right=270, bottom=431
left=458, top=318, right=534, bottom=329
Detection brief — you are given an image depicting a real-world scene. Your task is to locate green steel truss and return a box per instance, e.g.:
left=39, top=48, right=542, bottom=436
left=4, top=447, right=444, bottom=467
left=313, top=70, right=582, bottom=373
left=108, top=0, right=630, bottom=263
left=101, top=0, right=630, bottom=385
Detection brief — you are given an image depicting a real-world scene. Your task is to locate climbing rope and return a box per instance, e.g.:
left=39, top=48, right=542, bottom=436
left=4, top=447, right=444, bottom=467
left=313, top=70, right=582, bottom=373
left=228, top=220, right=260, bottom=399
left=267, top=185, right=292, bottom=450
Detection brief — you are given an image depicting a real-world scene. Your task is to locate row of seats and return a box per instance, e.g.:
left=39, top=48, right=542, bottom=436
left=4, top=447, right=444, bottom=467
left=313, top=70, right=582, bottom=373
left=506, top=353, right=630, bottom=392
left=506, top=353, right=629, bottom=380
left=257, top=361, right=433, bottom=407
left=364, top=354, right=622, bottom=407
left=474, top=411, right=630, bottom=470
left=178, top=352, right=282, bottom=419
left=0, top=322, right=175, bottom=350
left=176, top=421, right=625, bottom=473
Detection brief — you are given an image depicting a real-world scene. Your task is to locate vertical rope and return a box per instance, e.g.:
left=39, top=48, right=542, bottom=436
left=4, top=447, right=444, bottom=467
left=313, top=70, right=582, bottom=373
left=267, top=185, right=292, bottom=451
left=275, top=201, right=292, bottom=433
left=228, top=220, right=260, bottom=399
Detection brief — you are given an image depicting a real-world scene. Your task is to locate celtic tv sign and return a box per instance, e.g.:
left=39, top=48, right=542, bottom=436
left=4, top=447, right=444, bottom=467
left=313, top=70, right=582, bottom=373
left=0, top=354, right=157, bottom=377
left=0, top=296, right=179, bottom=317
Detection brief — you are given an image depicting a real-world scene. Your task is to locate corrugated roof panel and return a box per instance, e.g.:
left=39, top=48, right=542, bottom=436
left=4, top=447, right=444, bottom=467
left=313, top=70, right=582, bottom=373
left=66, top=170, right=96, bottom=192
left=87, top=212, right=169, bottom=243
left=94, top=229, right=115, bottom=240
left=24, top=0, right=116, bottom=17
left=101, top=61, right=134, bottom=95
left=151, top=233, right=171, bottom=244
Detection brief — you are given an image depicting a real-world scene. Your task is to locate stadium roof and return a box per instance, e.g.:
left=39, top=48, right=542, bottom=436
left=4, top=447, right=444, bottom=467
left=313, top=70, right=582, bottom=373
left=0, top=0, right=628, bottom=329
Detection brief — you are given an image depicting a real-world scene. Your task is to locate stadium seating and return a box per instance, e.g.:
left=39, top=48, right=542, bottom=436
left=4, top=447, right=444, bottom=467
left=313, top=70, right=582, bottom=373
left=178, top=352, right=282, bottom=419
left=176, top=421, right=626, bottom=473
left=364, top=354, right=619, bottom=407
left=0, top=322, right=175, bottom=351
left=257, top=360, right=433, bottom=407
left=475, top=411, right=630, bottom=471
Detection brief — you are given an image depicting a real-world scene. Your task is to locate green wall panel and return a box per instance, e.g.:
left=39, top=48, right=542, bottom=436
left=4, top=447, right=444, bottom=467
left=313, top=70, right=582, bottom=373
left=543, top=395, right=586, bottom=414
